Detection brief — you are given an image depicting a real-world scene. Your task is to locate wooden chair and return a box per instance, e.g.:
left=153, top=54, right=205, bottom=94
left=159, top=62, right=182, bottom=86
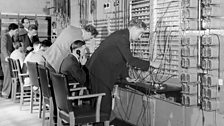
left=50, top=71, right=110, bottom=126
left=38, top=64, right=89, bottom=126
left=26, top=61, right=42, bottom=118
left=14, top=59, right=31, bottom=110
left=37, top=64, right=55, bottom=126
left=8, top=58, right=20, bottom=102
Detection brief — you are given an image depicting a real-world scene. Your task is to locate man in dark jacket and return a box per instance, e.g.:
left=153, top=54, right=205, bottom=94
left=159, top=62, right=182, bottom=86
left=19, top=24, right=38, bottom=54
left=21, top=17, right=30, bottom=32
left=59, top=40, right=87, bottom=87
left=1, top=23, right=18, bottom=98
left=87, top=19, right=159, bottom=120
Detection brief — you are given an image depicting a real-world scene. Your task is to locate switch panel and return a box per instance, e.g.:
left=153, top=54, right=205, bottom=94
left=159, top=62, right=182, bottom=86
left=181, top=0, right=198, bottom=7
left=182, top=83, right=198, bottom=94
left=181, top=36, right=198, bottom=46
left=201, top=58, right=219, bottom=70
left=201, top=75, right=219, bottom=87
left=180, top=73, right=198, bottom=83
left=182, top=94, right=198, bottom=106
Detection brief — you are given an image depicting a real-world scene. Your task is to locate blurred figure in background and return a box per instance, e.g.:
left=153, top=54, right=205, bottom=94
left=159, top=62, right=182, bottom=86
left=1, top=23, right=18, bottom=98
left=23, top=39, right=52, bottom=71
left=19, top=24, right=38, bottom=54
left=18, top=17, right=29, bottom=51
left=17, top=17, right=30, bottom=38
left=10, top=41, right=25, bottom=66
left=21, top=17, right=30, bottom=32
left=22, top=39, right=52, bottom=89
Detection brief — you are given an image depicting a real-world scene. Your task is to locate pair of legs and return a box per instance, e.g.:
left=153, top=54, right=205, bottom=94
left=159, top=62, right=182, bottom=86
left=1, top=61, right=12, bottom=98
left=90, top=76, right=112, bottom=126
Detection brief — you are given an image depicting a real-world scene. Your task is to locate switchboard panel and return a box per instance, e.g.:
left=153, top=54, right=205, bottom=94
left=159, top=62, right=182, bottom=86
left=73, top=0, right=224, bottom=126
left=79, top=0, right=224, bottom=113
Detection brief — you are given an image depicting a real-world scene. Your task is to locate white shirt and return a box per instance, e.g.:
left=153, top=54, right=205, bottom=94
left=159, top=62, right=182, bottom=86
left=23, top=50, right=46, bottom=67
left=10, top=49, right=25, bottom=66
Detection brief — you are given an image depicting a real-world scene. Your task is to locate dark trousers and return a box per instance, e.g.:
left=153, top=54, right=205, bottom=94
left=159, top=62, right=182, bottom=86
left=90, top=76, right=112, bottom=119
left=1, top=61, right=12, bottom=97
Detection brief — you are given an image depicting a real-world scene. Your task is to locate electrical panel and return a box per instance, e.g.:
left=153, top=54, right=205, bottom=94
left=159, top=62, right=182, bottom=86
left=131, top=0, right=150, bottom=25
left=81, top=0, right=224, bottom=113
left=152, top=0, right=181, bottom=82
left=130, top=0, right=182, bottom=85
left=73, top=1, right=224, bottom=126
left=130, top=0, right=150, bottom=61
left=85, top=0, right=131, bottom=52
left=200, top=0, right=224, bottom=112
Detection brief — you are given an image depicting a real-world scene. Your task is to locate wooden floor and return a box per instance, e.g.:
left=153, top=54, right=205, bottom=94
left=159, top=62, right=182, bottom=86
left=0, top=97, right=43, bottom=126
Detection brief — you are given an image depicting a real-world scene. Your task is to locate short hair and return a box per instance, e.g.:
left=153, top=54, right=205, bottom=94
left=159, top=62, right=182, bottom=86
left=128, top=18, right=147, bottom=30
left=83, top=25, right=98, bottom=37
left=8, top=23, right=18, bottom=31
left=32, top=36, right=40, bottom=45
left=70, top=40, right=85, bottom=52
left=13, top=41, right=22, bottom=49
left=21, top=17, right=29, bottom=24
left=40, top=39, right=52, bottom=47
left=28, top=24, right=38, bottom=30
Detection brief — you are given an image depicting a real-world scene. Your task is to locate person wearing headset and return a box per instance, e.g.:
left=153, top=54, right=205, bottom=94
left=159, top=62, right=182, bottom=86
left=59, top=40, right=88, bottom=87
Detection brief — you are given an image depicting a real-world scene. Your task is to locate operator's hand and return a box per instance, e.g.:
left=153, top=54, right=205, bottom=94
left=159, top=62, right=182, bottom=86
left=80, top=56, right=87, bottom=65
left=150, top=61, right=160, bottom=69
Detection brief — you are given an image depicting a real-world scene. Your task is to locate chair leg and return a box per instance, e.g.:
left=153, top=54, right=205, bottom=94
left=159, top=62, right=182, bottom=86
left=69, top=112, right=75, bottom=126
left=12, top=79, right=18, bottom=101
left=104, top=121, right=110, bottom=126
left=49, top=98, right=54, bottom=126
left=20, top=87, right=24, bottom=110
left=38, top=92, right=42, bottom=118
left=30, top=88, right=34, bottom=113
left=42, top=101, right=46, bottom=126
left=57, top=110, right=62, bottom=126
left=11, top=80, right=15, bottom=101
left=13, top=80, right=19, bottom=102
left=13, top=80, right=17, bottom=102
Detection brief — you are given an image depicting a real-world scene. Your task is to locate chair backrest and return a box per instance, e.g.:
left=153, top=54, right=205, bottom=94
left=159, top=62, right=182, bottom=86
left=37, top=64, right=51, bottom=98
left=50, top=71, right=71, bottom=113
left=8, top=58, right=19, bottom=78
left=15, top=59, right=23, bottom=74
left=13, top=59, right=25, bottom=85
left=27, top=61, right=39, bottom=87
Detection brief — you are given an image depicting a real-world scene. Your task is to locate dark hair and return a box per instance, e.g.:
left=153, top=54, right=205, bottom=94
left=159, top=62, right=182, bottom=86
left=83, top=25, right=98, bottom=37
left=28, top=24, right=38, bottom=30
left=32, top=36, right=40, bottom=45
left=128, top=18, right=147, bottom=30
left=21, top=17, right=29, bottom=24
left=13, top=41, right=22, bottom=49
left=40, top=39, right=52, bottom=47
left=8, top=23, right=18, bottom=31
left=70, top=40, right=85, bottom=52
